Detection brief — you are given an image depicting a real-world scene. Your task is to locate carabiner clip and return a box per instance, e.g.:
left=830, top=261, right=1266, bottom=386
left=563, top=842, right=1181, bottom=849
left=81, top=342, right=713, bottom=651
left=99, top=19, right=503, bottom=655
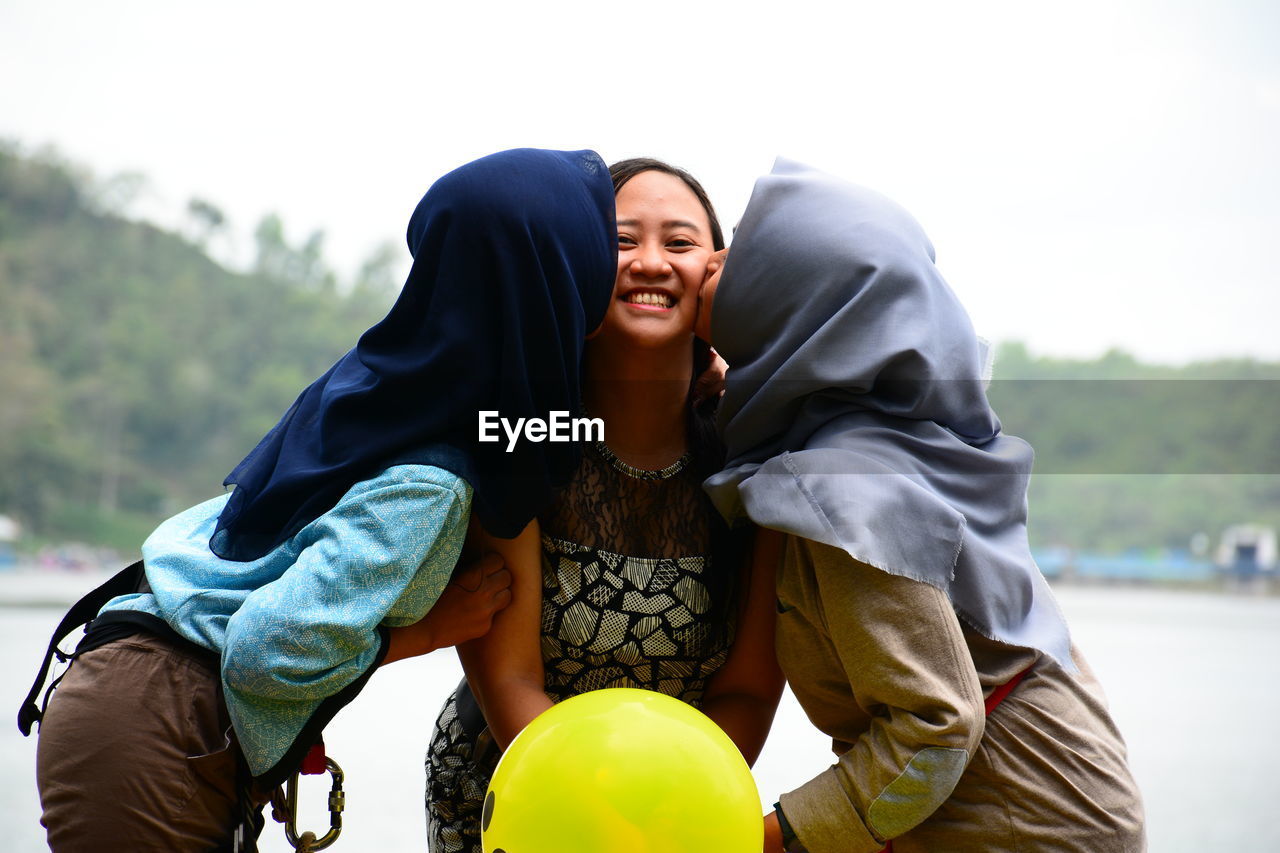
left=282, top=756, right=345, bottom=852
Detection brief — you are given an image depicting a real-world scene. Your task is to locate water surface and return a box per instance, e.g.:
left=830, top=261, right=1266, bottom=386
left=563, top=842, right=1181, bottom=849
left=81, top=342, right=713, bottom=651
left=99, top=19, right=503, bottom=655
left=3, top=585, right=1275, bottom=851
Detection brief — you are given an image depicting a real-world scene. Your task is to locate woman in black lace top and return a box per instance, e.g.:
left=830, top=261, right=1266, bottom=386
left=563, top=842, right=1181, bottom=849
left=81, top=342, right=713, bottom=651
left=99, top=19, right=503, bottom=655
left=424, top=159, right=785, bottom=853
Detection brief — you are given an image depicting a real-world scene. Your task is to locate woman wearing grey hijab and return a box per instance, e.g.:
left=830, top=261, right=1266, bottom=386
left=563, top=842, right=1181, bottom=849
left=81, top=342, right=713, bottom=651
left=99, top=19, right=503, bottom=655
left=700, top=160, right=1145, bottom=852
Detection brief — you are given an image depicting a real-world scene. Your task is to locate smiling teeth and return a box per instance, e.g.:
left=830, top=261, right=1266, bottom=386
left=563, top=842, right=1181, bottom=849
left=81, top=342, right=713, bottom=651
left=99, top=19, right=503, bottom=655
left=626, top=293, right=674, bottom=308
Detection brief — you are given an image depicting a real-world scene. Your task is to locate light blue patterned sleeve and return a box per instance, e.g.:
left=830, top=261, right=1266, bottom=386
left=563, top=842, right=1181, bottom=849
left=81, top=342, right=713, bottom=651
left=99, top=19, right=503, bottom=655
left=220, top=466, right=471, bottom=778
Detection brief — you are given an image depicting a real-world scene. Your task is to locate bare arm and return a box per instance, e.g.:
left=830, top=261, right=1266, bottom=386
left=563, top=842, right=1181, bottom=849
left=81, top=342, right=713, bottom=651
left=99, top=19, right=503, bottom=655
left=699, top=527, right=786, bottom=766
left=763, top=810, right=785, bottom=853
left=455, top=519, right=551, bottom=750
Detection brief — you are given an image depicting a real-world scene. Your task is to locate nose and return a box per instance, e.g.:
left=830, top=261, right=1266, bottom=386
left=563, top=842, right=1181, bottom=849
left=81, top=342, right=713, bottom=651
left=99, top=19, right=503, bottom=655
left=629, top=241, right=671, bottom=279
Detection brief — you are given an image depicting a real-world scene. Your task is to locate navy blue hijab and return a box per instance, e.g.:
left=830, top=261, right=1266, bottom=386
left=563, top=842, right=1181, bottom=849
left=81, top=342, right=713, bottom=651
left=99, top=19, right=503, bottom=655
left=210, top=149, right=617, bottom=560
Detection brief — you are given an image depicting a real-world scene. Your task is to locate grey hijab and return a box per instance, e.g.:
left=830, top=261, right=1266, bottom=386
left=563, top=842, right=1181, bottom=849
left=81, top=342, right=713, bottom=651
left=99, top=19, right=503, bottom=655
left=705, top=159, right=1072, bottom=669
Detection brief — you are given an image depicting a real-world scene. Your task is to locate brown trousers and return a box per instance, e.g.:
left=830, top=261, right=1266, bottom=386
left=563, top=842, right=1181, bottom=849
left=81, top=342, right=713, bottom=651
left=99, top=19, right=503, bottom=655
left=36, top=633, right=242, bottom=852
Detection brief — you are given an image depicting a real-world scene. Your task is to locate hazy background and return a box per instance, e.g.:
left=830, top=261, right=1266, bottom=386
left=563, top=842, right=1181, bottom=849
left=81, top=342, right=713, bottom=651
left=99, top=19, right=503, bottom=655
left=3, top=1, right=1278, bottom=851
left=4, top=0, right=1279, bottom=362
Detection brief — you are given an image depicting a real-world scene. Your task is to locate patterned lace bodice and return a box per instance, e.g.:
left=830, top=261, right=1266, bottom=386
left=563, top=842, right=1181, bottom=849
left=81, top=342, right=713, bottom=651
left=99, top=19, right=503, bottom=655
left=426, top=441, right=734, bottom=853
left=537, top=442, right=731, bottom=702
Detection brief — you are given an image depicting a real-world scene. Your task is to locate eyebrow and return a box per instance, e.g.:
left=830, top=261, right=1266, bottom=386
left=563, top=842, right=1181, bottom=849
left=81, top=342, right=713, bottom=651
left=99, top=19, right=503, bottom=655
left=616, top=218, right=704, bottom=232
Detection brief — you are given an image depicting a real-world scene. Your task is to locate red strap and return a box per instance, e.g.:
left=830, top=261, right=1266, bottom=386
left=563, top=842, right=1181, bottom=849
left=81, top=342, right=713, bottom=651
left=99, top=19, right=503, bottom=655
left=300, top=741, right=327, bottom=775
left=984, top=665, right=1032, bottom=715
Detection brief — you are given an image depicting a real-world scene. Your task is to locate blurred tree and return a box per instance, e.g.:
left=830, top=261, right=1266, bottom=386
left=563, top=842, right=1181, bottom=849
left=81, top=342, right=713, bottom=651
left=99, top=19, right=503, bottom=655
left=253, top=213, right=335, bottom=292
left=185, top=197, right=227, bottom=249
left=253, top=212, right=290, bottom=280
left=88, top=170, right=149, bottom=217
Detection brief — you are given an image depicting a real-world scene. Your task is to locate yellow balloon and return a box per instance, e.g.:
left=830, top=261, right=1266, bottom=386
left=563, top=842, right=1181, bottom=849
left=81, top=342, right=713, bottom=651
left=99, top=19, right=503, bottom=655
left=481, top=688, right=762, bottom=853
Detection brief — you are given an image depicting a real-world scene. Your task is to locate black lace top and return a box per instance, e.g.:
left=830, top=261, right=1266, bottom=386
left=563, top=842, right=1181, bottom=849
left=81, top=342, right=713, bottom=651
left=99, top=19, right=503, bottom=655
left=425, top=440, right=735, bottom=853
left=538, top=441, right=731, bottom=701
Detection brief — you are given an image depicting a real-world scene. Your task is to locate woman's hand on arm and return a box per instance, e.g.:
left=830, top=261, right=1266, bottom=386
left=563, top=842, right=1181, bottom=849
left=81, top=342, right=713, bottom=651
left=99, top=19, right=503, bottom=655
left=699, top=527, right=786, bottom=767
left=455, top=519, right=552, bottom=750
left=221, top=473, right=471, bottom=704
left=382, top=552, right=513, bottom=666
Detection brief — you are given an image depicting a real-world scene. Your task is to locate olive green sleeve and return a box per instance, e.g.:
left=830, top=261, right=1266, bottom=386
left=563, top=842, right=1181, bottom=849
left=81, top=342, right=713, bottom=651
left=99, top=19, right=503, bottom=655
left=779, top=539, right=985, bottom=853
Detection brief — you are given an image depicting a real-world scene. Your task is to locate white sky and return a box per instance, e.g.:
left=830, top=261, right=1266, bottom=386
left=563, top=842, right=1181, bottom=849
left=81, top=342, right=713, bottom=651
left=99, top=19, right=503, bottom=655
left=2, top=0, right=1278, bottom=363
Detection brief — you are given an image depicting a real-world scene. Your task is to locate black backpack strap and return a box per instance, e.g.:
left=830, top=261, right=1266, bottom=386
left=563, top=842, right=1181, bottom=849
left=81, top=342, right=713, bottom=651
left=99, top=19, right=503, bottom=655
left=453, top=676, right=499, bottom=767
left=453, top=676, right=487, bottom=741
left=16, top=560, right=145, bottom=735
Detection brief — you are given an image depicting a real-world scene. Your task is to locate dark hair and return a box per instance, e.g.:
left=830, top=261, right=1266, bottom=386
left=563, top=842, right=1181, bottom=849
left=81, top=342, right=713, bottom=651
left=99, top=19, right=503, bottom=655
left=609, top=158, right=726, bottom=252
left=608, top=157, right=746, bottom=631
left=607, top=157, right=726, bottom=481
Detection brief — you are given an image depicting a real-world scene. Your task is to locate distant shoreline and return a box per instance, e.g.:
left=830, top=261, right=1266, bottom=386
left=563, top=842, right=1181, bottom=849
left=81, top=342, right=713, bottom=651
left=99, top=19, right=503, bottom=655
left=1, top=565, right=1274, bottom=611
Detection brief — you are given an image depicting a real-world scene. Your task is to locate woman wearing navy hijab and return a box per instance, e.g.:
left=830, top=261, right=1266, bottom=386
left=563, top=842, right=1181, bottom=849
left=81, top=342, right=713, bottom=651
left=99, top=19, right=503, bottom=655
left=699, top=160, right=1144, bottom=852
left=26, top=148, right=617, bottom=852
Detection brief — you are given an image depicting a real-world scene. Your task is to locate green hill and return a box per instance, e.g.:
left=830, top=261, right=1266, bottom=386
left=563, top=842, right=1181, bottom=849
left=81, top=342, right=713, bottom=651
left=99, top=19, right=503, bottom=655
left=986, top=343, right=1280, bottom=552
left=0, top=144, right=396, bottom=549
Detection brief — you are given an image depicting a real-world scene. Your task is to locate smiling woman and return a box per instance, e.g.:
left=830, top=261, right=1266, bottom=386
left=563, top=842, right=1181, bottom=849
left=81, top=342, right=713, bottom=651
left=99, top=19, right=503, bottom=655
left=598, top=165, right=719, bottom=353
left=424, top=158, right=784, bottom=853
